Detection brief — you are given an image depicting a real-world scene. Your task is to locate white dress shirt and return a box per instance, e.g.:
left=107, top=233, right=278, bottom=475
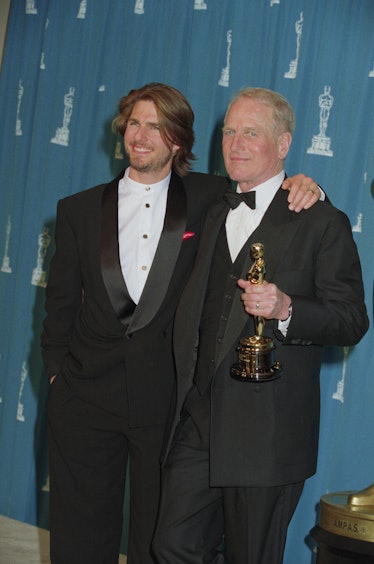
left=225, top=170, right=290, bottom=332
left=225, top=170, right=286, bottom=262
left=118, top=168, right=170, bottom=304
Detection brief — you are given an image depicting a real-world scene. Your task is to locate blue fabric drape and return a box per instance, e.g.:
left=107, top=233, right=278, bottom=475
left=0, top=1, right=373, bottom=561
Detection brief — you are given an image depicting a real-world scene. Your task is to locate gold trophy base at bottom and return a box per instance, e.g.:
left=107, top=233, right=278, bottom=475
left=230, top=335, right=282, bottom=382
left=319, top=484, right=374, bottom=542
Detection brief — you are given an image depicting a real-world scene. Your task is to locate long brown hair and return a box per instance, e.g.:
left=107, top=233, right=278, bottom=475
left=112, top=83, right=196, bottom=176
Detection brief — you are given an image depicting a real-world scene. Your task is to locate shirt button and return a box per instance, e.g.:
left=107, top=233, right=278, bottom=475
left=143, top=234, right=148, bottom=239
left=141, top=265, right=147, bottom=271
left=145, top=186, right=151, bottom=192
left=145, top=203, right=150, bottom=208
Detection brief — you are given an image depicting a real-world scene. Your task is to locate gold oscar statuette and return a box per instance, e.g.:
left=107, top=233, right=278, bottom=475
left=230, top=243, right=282, bottom=382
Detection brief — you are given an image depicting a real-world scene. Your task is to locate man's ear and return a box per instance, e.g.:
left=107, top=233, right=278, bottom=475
left=278, top=132, right=292, bottom=160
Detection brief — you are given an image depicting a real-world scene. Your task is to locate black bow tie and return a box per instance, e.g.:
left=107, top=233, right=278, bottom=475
left=224, top=190, right=256, bottom=209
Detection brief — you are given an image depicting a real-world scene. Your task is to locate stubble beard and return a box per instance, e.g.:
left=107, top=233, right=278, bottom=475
left=127, top=146, right=174, bottom=175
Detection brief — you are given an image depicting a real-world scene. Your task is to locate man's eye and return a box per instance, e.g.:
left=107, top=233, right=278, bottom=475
left=223, top=129, right=234, bottom=136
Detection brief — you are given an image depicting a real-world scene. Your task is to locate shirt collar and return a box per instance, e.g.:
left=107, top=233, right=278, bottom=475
left=119, top=167, right=171, bottom=196
left=236, top=170, right=285, bottom=211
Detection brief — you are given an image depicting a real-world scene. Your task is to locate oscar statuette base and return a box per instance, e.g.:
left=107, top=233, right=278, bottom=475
left=230, top=335, right=282, bottom=382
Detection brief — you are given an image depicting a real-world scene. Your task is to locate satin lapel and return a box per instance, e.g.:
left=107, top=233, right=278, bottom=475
left=127, top=173, right=187, bottom=334
left=216, top=188, right=302, bottom=368
left=100, top=174, right=135, bottom=326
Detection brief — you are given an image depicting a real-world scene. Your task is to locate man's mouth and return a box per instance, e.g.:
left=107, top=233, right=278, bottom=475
left=131, top=144, right=152, bottom=154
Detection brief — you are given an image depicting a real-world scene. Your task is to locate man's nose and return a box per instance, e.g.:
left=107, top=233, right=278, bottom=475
left=229, top=132, right=245, bottom=150
left=134, top=125, right=148, bottom=140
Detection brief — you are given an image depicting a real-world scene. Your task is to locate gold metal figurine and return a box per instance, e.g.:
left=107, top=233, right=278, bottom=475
left=230, top=243, right=282, bottom=382
left=248, top=243, right=266, bottom=338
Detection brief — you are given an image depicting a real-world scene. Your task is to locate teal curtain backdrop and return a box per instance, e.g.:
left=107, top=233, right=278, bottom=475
left=0, top=1, right=373, bottom=561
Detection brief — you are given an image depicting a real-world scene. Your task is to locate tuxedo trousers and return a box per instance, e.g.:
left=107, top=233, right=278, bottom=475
left=48, top=373, right=163, bottom=564
left=153, top=386, right=304, bottom=564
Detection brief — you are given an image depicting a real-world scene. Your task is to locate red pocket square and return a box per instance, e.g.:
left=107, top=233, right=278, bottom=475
left=182, top=231, right=195, bottom=240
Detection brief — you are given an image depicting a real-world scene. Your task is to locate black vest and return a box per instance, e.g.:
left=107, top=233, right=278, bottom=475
left=194, top=225, right=254, bottom=395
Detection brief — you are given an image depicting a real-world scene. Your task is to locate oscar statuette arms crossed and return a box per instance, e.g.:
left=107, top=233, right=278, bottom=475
left=231, top=243, right=282, bottom=382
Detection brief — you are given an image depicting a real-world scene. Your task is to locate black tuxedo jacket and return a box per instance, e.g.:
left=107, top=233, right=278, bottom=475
left=169, top=186, right=368, bottom=486
left=41, top=170, right=229, bottom=426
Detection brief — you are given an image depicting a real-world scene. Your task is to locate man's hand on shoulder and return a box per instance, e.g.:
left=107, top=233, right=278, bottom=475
left=282, top=174, right=323, bottom=212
